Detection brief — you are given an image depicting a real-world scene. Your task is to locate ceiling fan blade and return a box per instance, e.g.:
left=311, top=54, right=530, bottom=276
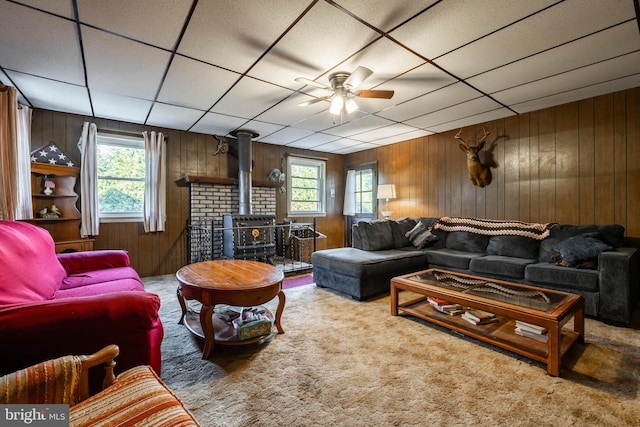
left=357, top=89, right=394, bottom=99
left=298, top=96, right=330, bottom=107
left=295, top=77, right=330, bottom=90
left=344, top=66, right=373, bottom=90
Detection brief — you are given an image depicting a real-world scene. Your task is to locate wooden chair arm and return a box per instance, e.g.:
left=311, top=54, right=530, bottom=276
left=77, top=345, right=120, bottom=401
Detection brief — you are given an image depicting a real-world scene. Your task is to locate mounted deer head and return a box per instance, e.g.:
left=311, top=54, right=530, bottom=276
left=455, top=126, right=492, bottom=187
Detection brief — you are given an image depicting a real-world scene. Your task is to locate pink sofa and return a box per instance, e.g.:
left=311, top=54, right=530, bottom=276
left=0, top=220, right=164, bottom=384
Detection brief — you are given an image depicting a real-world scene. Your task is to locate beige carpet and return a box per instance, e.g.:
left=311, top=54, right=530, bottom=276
left=143, top=274, right=640, bottom=427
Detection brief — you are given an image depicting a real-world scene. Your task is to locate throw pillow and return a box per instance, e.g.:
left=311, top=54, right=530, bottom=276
left=486, top=235, right=540, bottom=259
left=552, top=232, right=613, bottom=268
left=405, top=221, right=439, bottom=249
left=389, top=217, right=417, bottom=248
left=357, top=220, right=395, bottom=251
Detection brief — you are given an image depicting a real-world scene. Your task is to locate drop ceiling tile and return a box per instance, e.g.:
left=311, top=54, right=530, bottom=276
left=468, top=21, right=640, bottom=94
left=334, top=142, right=379, bottom=154
left=235, top=121, right=285, bottom=141
left=158, top=56, right=241, bottom=110
left=283, top=133, right=340, bottom=149
left=210, top=77, right=294, bottom=119
left=189, top=111, right=249, bottom=136
left=91, top=91, right=153, bottom=124
left=77, top=0, right=192, bottom=50
left=262, top=127, right=315, bottom=145
left=436, top=0, right=635, bottom=79
left=323, top=114, right=394, bottom=138
left=13, top=0, right=74, bottom=18
left=7, top=71, right=91, bottom=115
left=146, top=103, right=205, bottom=130
left=255, top=92, right=331, bottom=126
left=82, top=26, right=171, bottom=99
left=427, top=107, right=514, bottom=134
left=318, top=138, right=374, bottom=153
left=372, top=63, right=456, bottom=107
left=353, top=123, right=420, bottom=142
left=179, top=0, right=312, bottom=73
left=0, top=2, right=84, bottom=84
left=510, top=74, right=640, bottom=114
left=377, top=82, right=481, bottom=122
left=332, top=0, right=438, bottom=32
left=370, top=129, right=433, bottom=146
left=406, top=96, right=503, bottom=129
left=493, top=51, right=640, bottom=106
left=248, top=1, right=381, bottom=89
left=390, top=0, right=557, bottom=59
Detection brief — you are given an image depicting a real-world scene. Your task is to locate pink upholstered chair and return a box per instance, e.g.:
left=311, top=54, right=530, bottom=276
left=0, top=220, right=163, bottom=388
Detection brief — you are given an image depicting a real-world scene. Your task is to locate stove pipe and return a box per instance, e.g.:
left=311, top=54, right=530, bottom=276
left=231, top=129, right=259, bottom=215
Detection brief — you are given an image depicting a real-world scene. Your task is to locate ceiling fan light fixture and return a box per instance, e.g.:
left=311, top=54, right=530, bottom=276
left=329, top=95, right=344, bottom=115
left=345, top=98, right=358, bottom=114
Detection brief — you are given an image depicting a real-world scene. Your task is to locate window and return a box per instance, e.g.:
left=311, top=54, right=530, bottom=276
left=287, top=156, right=326, bottom=217
left=344, top=163, right=376, bottom=217
left=96, top=133, right=145, bottom=221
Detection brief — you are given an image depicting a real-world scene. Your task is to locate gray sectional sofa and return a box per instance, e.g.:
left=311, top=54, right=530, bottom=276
left=311, top=216, right=639, bottom=325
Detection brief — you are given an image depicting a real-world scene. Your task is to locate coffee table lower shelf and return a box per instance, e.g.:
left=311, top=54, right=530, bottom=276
left=183, top=306, right=277, bottom=346
left=398, top=298, right=581, bottom=365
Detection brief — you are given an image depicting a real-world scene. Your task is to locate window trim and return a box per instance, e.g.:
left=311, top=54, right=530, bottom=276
left=96, top=133, right=145, bottom=223
left=286, top=156, right=326, bottom=218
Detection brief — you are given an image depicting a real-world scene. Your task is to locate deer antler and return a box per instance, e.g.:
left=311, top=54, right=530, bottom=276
left=478, top=126, right=490, bottom=144
left=454, top=128, right=468, bottom=147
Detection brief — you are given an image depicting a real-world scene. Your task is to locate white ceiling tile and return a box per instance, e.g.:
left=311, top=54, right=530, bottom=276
left=370, top=129, right=433, bottom=146
left=179, top=0, right=312, bottom=73
left=189, top=111, right=249, bottom=136
left=378, top=82, right=481, bottom=122
left=468, top=21, right=640, bottom=94
left=255, top=92, right=330, bottom=126
left=82, top=26, right=170, bottom=99
left=7, top=71, right=91, bottom=115
left=91, top=91, right=153, bottom=124
left=390, top=0, right=558, bottom=59
left=427, top=107, right=514, bottom=134
left=77, top=0, right=192, bottom=50
left=14, top=0, right=74, bottom=18
left=493, top=51, right=640, bottom=106
left=436, top=0, right=636, bottom=79
left=146, top=103, right=204, bottom=130
left=248, top=1, right=381, bottom=89
left=334, top=142, right=379, bottom=154
left=158, top=56, right=241, bottom=110
left=284, top=133, right=340, bottom=149
left=372, top=63, right=456, bottom=107
left=323, top=114, right=394, bottom=138
left=210, top=77, right=293, bottom=119
left=263, top=127, right=315, bottom=145
left=0, top=2, right=84, bottom=85
left=406, top=97, right=503, bottom=129
left=332, top=0, right=438, bottom=32
left=238, top=121, right=285, bottom=141
left=353, top=123, right=420, bottom=142
left=317, top=138, right=372, bottom=153
left=511, top=74, right=640, bottom=114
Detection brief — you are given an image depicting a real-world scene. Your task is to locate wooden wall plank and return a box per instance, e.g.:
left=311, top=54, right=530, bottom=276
left=518, top=113, right=531, bottom=222
left=578, top=99, right=595, bottom=224
left=594, top=94, right=615, bottom=224
left=555, top=103, right=580, bottom=224
left=626, top=88, right=640, bottom=241
left=537, top=107, right=556, bottom=222
left=613, top=91, right=627, bottom=228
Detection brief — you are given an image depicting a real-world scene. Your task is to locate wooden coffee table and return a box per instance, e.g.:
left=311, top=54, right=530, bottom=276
left=176, top=259, right=285, bottom=358
left=391, top=268, right=584, bottom=376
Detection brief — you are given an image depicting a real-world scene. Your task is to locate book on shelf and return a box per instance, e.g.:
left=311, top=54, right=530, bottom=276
left=463, top=309, right=496, bottom=323
left=515, top=320, right=547, bottom=335
left=515, top=327, right=548, bottom=343
left=427, top=296, right=463, bottom=315
left=461, top=311, right=499, bottom=325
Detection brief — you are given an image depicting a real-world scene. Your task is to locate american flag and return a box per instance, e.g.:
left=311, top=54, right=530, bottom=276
left=30, top=143, right=75, bottom=167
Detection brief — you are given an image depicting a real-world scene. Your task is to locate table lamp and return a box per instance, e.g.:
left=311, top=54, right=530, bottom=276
left=377, top=184, right=396, bottom=219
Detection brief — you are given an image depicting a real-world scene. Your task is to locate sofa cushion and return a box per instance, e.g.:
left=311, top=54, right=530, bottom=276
left=552, top=232, right=614, bottom=268
left=0, top=221, right=67, bottom=305
left=446, top=232, right=489, bottom=253
left=389, top=217, right=417, bottom=248
left=525, top=262, right=599, bottom=292
left=470, top=255, right=536, bottom=279
left=405, top=221, right=439, bottom=249
left=312, top=247, right=427, bottom=278
left=486, top=235, right=540, bottom=259
left=356, top=220, right=395, bottom=251
left=424, top=248, right=484, bottom=270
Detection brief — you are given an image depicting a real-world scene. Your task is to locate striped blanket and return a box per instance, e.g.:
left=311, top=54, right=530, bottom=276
left=432, top=217, right=555, bottom=240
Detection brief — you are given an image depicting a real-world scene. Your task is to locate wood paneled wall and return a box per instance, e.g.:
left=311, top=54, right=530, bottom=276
left=346, top=87, right=640, bottom=243
left=29, top=87, right=639, bottom=275
left=29, top=111, right=345, bottom=277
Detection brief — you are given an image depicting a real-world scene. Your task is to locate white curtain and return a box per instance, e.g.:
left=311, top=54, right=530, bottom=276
left=15, top=105, right=33, bottom=219
left=343, top=169, right=356, bottom=216
left=143, top=131, right=166, bottom=233
left=0, top=84, right=18, bottom=220
left=77, top=122, right=99, bottom=236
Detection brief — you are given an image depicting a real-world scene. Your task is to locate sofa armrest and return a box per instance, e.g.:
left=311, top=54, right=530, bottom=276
left=598, top=247, right=639, bottom=325
left=0, top=291, right=163, bottom=385
left=57, top=250, right=131, bottom=274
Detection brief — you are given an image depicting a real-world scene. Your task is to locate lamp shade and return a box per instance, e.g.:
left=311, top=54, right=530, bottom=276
left=377, top=184, right=396, bottom=200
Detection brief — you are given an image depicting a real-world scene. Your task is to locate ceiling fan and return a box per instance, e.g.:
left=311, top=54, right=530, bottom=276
left=295, top=66, right=394, bottom=115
